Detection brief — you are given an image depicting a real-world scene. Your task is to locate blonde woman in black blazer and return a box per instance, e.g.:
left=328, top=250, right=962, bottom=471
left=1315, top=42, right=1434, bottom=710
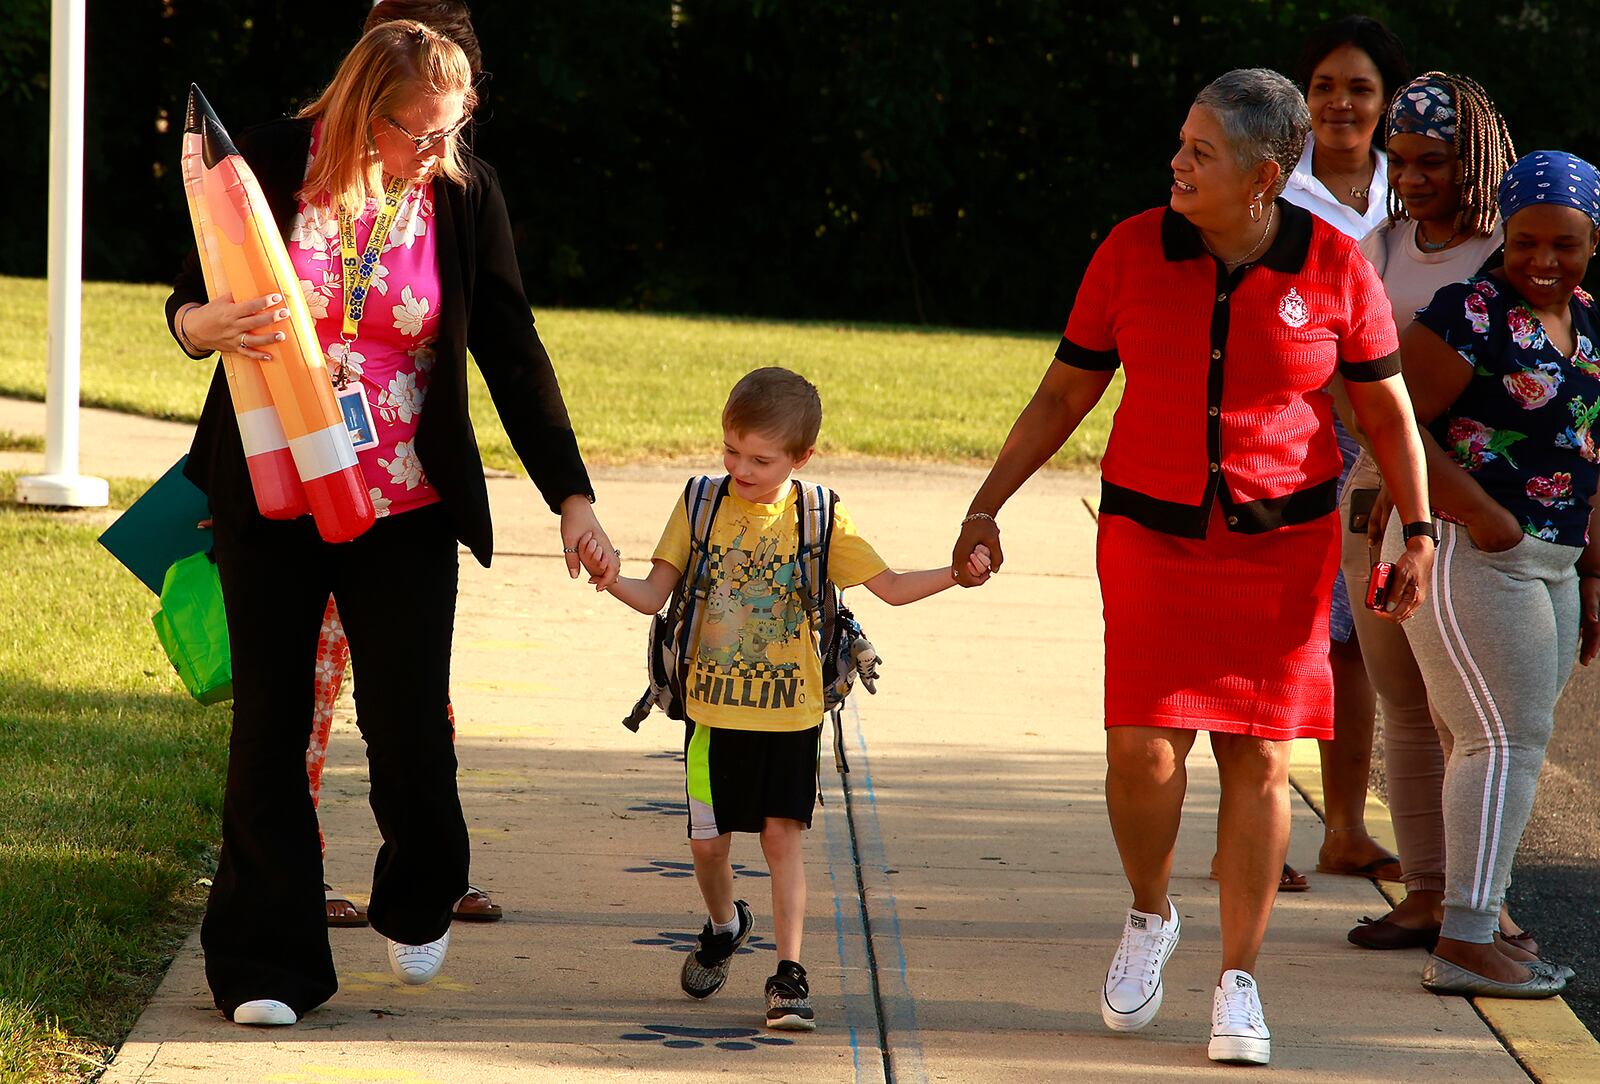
left=166, top=22, right=615, bottom=1026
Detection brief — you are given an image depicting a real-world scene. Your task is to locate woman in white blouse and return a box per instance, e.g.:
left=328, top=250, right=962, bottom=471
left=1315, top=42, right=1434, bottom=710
left=1272, top=15, right=1413, bottom=892
left=1283, top=15, right=1410, bottom=240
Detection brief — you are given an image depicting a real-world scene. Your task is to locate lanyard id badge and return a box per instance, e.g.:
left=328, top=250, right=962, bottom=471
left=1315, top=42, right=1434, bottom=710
left=337, top=385, right=379, bottom=452
left=331, top=175, right=409, bottom=390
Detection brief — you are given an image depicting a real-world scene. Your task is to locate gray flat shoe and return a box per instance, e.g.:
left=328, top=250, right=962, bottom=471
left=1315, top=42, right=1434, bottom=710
left=1421, top=955, right=1568, bottom=998
left=1527, top=959, right=1577, bottom=983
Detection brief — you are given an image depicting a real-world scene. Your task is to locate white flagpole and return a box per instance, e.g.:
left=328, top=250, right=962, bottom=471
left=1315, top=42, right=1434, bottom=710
left=17, top=0, right=107, bottom=508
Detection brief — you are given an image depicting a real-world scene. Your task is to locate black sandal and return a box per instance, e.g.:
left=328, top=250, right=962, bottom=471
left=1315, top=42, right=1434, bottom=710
left=1347, top=913, right=1439, bottom=950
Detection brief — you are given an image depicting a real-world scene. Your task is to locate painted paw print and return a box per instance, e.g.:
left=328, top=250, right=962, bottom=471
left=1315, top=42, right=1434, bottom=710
left=632, top=929, right=777, bottom=955
left=624, top=859, right=770, bottom=879
left=644, top=749, right=686, bottom=763
left=620, top=1023, right=793, bottom=1051
left=626, top=799, right=688, bottom=817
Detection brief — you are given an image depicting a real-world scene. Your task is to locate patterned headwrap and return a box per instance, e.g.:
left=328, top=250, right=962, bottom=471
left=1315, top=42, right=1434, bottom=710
left=1387, top=75, right=1457, bottom=142
left=1498, top=150, right=1600, bottom=227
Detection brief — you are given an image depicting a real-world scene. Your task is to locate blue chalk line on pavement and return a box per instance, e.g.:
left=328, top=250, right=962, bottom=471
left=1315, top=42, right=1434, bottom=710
left=843, top=701, right=928, bottom=1084
left=822, top=738, right=881, bottom=1082
left=822, top=700, right=928, bottom=1084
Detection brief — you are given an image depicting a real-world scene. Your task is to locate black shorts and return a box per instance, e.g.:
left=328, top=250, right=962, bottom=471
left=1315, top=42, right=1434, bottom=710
left=683, top=721, right=822, bottom=839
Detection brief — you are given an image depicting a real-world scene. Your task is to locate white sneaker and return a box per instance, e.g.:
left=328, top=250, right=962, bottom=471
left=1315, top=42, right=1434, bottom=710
left=1101, top=899, right=1181, bottom=1031
left=233, top=999, right=297, bottom=1026
left=388, top=929, right=450, bottom=985
left=1209, top=969, right=1271, bottom=1065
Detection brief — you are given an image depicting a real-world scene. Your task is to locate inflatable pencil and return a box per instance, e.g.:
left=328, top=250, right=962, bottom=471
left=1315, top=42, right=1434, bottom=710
left=181, top=95, right=308, bottom=522
left=187, top=85, right=374, bottom=544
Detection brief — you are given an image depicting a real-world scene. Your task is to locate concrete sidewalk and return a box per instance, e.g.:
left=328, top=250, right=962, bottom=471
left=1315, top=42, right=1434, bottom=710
left=2, top=396, right=1583, bottom=1081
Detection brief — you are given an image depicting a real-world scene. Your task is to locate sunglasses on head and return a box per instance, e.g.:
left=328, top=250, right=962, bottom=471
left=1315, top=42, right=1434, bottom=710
left=382, top=111, right=471, bottom=153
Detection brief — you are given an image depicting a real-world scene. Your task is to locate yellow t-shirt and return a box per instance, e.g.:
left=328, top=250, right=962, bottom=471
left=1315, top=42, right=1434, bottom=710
left=652, top=482, right=889, bottom=732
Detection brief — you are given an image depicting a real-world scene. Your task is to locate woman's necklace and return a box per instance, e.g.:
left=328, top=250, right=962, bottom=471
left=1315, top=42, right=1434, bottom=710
left=1416, top=224, right=1461, bottom=253
left=1201, top=203, right=1277, bottom=268
left=1315, top=163, right=1370, bottom=202
left=1312, top=144, right=1373, bottom=205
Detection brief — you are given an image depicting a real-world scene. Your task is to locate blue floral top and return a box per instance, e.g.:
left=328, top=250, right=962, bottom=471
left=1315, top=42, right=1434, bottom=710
left=1414, top=275, right=1600, bottom=546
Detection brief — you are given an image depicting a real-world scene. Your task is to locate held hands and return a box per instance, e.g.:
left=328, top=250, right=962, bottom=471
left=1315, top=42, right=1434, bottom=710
left=953, top=543, right=995, bottom=586
left=952, top=515, right=1003, bottom=588
left=178, top=293, right=290, bottom=361
left=558, top=495, right=619, bottom=591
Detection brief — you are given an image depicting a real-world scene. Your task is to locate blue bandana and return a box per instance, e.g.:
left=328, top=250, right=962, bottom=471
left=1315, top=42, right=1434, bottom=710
left=1388, top=76, right=1456, bottom=142
left=1498, top=151, right=1600, bottom=227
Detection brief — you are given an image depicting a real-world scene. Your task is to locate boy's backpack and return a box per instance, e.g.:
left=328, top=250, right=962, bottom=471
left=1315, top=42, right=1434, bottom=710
left=621, top=474, right=882, bottom=772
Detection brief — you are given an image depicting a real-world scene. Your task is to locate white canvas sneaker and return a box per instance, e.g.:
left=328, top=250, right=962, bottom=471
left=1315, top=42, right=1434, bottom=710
left=233, top=999, right=296, bottom=1026
left=1209, top=969, right=1271, bottom=1065
left=388, top=929, right=451, bottom=985
left=1101, top=899, right=1181, bottom=1031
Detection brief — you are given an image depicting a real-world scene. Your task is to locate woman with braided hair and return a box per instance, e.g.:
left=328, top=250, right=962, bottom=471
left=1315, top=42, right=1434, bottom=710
left=1339, top=73, right=1533, bottom=955
left=1363, top=72, right=1514, bottom=295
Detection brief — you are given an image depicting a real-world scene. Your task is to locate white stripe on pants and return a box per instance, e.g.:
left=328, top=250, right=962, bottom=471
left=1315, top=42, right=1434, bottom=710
left=1386, top=516, right=1580, bottom=943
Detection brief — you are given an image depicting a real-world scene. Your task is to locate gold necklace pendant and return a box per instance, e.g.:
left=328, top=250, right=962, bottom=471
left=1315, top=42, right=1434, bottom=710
left=1202, top=204, right=1277, bottom=268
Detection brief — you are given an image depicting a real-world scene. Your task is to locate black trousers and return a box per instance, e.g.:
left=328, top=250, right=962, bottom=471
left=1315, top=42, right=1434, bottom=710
left=202, top=504, right=469, bottom=1018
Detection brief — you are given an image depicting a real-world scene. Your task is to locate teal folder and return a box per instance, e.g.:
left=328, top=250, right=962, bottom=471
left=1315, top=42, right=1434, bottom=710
left=98, top=456, right=214, bottom=595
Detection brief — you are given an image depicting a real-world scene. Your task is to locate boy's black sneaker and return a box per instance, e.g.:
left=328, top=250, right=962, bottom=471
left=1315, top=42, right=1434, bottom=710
left=764, top=959, right=816, bottom=1030
left=679, top=899, right=753, bottom=999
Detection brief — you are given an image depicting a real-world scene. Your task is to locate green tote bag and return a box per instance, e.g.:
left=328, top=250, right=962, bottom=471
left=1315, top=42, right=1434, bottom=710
left=152, top=550, right=233, bottom=705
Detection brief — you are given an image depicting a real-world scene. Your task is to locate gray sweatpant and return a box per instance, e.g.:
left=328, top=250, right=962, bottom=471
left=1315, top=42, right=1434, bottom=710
left=1341, top=453, right=1449, bottom=894
left=1385, top=516, right=1581, bottom=943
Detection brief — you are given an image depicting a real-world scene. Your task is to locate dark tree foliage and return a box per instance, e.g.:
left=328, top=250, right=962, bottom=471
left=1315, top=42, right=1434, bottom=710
left=6, top=1, right=1599, bottom=329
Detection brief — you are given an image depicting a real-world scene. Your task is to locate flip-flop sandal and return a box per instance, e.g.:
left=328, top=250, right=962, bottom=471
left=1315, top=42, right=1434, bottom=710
left=324, top=883, right=369, bottom=928
left=1209, top=863, right=1310, bottom=892
left=1315, top=855, right=1404, bottom=882
left=452, top=884, right=502, bottom=922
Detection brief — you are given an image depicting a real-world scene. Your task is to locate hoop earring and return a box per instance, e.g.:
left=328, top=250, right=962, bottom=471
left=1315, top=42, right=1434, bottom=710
left=1248, top=195, right=1263, bottom=223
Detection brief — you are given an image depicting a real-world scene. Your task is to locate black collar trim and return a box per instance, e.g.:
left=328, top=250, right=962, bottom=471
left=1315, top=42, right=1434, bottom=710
left=1160, top=198, right=1313, bottom=274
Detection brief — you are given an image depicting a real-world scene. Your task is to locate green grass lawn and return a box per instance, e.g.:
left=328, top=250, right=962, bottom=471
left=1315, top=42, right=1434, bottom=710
left=0, top=472, right=229, bottom=1082
left=0, top=275, right=1120, bottom=471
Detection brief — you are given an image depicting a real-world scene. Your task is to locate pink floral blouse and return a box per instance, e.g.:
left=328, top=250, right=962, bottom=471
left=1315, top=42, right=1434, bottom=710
left=288, top=123, right=441, bottom=518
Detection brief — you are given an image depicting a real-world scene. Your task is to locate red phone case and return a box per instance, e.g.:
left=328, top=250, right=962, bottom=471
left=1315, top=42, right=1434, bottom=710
left=1366, top=562, right=1395, bottom=610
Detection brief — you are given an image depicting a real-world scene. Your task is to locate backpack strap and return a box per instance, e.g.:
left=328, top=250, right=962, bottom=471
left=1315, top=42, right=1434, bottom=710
left=791, top=480, right=854, bottom=774
left=794, top=481, right=829, bottom=641
left=685, top=474, right=727, bottom=572
left=818, top=486, right=839, bottom=639
left=794, top=481, right=841, bottom=651
left=673, top=475, right=729, bottom=709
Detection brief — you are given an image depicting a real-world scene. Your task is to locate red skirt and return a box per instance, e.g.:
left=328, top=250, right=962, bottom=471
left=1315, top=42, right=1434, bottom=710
left=1096, top=503, right=1337, bottom=741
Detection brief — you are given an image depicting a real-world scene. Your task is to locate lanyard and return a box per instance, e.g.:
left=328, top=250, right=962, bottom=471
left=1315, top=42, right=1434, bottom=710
left=333, top=175, right=409, bottom=387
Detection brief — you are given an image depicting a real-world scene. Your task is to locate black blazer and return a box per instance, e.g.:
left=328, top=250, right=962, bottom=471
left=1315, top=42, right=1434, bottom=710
left=166, top=118, right=593, bottom=567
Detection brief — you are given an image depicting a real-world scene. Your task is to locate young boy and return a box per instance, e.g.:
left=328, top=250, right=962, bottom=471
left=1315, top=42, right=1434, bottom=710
left=604, top=366, right=991, bottom=1030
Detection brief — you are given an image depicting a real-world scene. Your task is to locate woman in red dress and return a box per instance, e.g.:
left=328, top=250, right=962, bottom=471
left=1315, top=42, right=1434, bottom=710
left=952, top=68, right=1435, bottom=1066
